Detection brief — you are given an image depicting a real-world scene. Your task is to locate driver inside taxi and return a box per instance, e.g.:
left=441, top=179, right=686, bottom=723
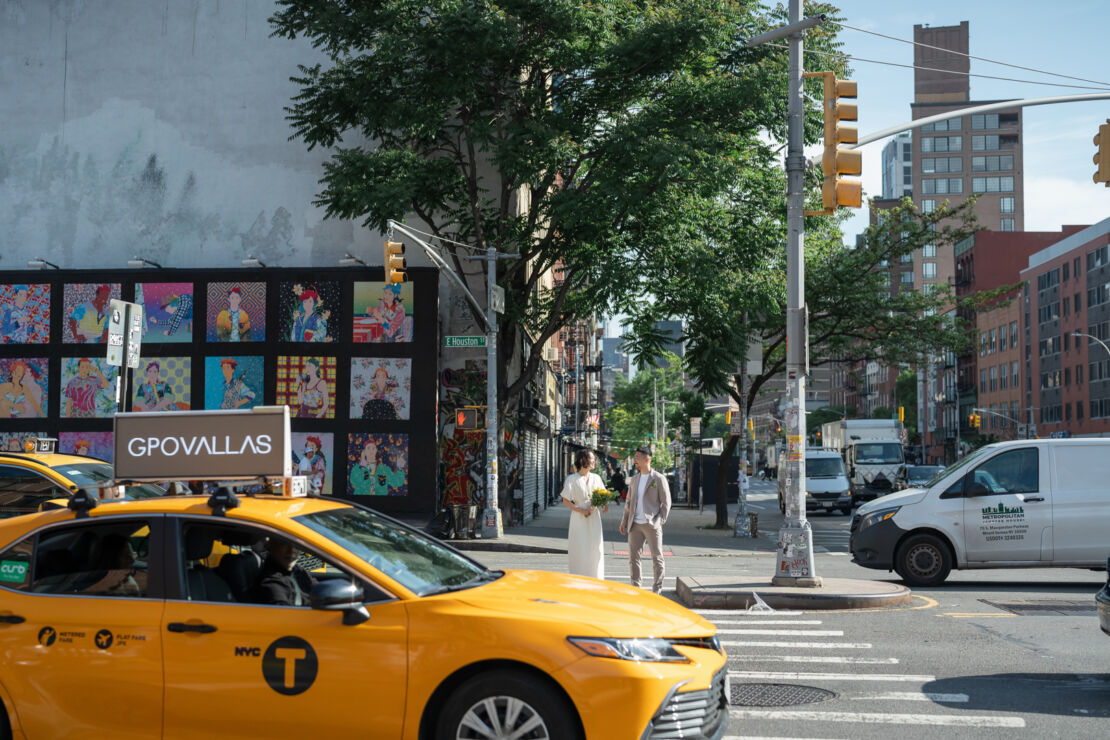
left=250, top=538, right=317, bottom=606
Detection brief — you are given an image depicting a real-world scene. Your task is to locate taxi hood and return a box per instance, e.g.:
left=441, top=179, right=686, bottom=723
left=456, top=569, right=715, bottom=638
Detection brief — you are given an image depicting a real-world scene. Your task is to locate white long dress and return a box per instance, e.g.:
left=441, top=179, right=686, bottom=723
left=562, top=471, right=605, bottom=578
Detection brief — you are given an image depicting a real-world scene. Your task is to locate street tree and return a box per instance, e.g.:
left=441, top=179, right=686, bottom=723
left=270, top=0, right=848, bottom=503
left=624, top=198, right=1005, bottom=526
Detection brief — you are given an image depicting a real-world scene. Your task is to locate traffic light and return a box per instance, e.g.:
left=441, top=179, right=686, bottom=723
left=815, top=430, right=822, bottom=442
left=725, top=410, right=732, bottom=425
left=898, top=406, right=905, bottom=423
left=968, top=413, right=975, bottom=429
left=383, top=240, right=407, bottom=283
left=456, top=408, right=484, bottom=429
left=747, top=418, right=754, bottom=432
left=1094, top=119, right=1110, bottom=186
left=968, top=413, right=981, bottom=430
left=805, top=71, right=861, bottom=213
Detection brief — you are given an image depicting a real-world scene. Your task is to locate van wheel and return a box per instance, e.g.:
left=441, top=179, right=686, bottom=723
left=436, top=669, right=577, bottom=740
left=895, top=534, right=951, bottom=586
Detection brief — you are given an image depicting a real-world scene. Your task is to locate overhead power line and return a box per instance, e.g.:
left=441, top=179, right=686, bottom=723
left=833, top=22, right=1110, bottom=89
left=763, top=42, right=1110, bottom=92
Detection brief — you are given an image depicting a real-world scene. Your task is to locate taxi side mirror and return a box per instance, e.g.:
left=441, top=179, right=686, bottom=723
left=310, top=580, right=369, bottom=625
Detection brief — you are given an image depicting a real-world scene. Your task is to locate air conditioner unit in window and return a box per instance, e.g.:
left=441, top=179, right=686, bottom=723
left=544, top=347, right=557, bottom=362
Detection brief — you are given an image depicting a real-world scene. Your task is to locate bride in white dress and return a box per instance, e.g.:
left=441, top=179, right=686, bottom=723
left=561, top=449, right=607, bottom=578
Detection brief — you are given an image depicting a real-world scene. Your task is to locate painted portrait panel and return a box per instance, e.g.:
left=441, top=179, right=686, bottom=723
left=347, top=433, right=408, bottom=497
left=63, top=283, right=121, bottom=344
left=292, top=432, right=334, bottom=496
left=280, top=281, right=339, bottom=343
left=205, top=281, right=265, bottom=342
left=0, top=358, right=48, bottom=419
left=137, top=282, right=194, bottom=343
left=353, top=281, right=414, bottom=343
left=133, top=357, right=191, bottom=412
left=0, top=431, right=47, bottom=453
left=60, top=356, right=119, bottom=419
left=60, top=431, right=114, bottom=462
left=349, top=357, right=411, bottom=420
left=276, top=355, right=335, bottom=419
left=204, top=356, right=264, bottom=410
left=0, top=284, right=50, bottom=344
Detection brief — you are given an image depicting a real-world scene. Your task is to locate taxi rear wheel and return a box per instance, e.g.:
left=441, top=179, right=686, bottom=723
left=436, top=669, right=577, bottom=740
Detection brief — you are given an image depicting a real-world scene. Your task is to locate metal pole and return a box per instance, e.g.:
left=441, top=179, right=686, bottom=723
left=734, top=369, right=750, bottom=535
left=772, top=0, right=819, bottom=586
left=481, top=246, right=503, bottom=538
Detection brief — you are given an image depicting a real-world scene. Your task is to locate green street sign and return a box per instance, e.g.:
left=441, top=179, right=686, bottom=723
left=444, top=336, right=487, bottom=348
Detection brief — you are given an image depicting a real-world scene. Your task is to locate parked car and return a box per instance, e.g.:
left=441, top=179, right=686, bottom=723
left=905, top=464, right=946, bottom=488
left=850, top=439, right=1110, bottom=586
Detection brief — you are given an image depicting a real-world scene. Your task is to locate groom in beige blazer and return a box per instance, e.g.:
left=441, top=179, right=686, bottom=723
left=619, top=445, right=671, bottom=593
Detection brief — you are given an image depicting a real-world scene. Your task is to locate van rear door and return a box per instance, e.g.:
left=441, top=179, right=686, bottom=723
left=961, top=446, right=1051, bottom=562
left=1048, top=444, right=1110, bottom=563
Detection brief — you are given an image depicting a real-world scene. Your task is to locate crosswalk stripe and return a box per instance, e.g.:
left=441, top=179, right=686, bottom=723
left=695, top=609, right=804, bottom=617
left=727, top=709, right=1024, bottom=728
left=718, top=629, right=844, bottom=636
left=714, top=620, right=823, bottom=625
left=731, top=655, right=898, bottom=665
left=850, top=692, right=969, bottom=702
left=729, top=670, right=934, bottom=682
left=721, top=641, right=871, bottom=649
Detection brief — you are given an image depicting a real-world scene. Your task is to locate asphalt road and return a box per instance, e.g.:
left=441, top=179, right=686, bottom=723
left=474, top=481, right=1110, bottom=738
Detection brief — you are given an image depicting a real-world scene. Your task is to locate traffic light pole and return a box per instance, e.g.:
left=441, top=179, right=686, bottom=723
left=748, top=1, right=824, bottom=586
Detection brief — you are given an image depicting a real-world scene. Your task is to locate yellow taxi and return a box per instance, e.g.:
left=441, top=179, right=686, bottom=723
left=0, top=488, right=728, bottom=739
left=0, top=439, right=166, bottom=518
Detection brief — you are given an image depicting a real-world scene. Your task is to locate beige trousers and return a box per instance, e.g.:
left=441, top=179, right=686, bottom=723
left=628, top=522, right=665, bottom=593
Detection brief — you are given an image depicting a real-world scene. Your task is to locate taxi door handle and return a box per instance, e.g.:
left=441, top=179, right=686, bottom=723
left=167, top=622, right=218, bottom=634
left=1023, top=496, right=1045, bottom=503
left=0, top=615, right=25, bottom=624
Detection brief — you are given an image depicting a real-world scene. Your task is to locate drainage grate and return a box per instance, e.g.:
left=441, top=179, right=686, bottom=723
left=980, top=599, right=1097, bottom=617
left=730, top=683, right=836, bottom=707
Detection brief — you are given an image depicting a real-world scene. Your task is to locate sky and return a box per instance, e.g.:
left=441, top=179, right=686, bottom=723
left=831, top=0, right=1110, bottom=241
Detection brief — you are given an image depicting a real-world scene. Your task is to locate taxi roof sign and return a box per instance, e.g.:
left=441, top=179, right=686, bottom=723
left=113, top=406, right=291, bottom=482
left=24, top=437, right=57, bottom=454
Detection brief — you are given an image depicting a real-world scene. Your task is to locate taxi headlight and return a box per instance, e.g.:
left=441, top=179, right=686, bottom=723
left=567, top=636, right=689, bottom=662
left=859, top=506, right=900, bottom=531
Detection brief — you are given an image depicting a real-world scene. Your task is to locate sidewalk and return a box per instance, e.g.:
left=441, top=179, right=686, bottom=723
left=407, top=494, right=912, bottom=611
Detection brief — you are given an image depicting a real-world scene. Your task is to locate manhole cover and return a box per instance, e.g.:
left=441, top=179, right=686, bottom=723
left=731, top=683, right=836, bottom=707
left=980, top=599, right=1097, bottom=617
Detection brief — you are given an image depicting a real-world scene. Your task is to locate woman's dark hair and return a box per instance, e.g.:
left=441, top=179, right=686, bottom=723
left=574, top=449, right=593, bottom=471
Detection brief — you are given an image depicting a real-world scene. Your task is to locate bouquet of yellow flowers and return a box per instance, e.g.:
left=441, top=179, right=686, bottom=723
left=590, top=488, right=619, bottom=508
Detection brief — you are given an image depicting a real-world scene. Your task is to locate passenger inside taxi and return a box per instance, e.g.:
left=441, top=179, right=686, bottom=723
left=250, top=538, right=318, bottom=606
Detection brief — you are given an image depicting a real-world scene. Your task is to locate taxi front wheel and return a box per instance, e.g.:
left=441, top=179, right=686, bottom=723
left=435, top=669, right=579, bottom=740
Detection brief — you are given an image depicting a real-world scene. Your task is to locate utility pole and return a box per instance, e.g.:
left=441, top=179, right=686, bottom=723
left=746, top=1, right=825, bottom=586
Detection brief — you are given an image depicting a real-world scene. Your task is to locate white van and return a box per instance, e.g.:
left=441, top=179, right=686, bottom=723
left=849, top=439, right=1110, bottom=586
left=778, top=448, right=852, bottom=516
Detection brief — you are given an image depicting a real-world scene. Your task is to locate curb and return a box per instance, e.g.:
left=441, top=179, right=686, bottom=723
left=675, top=577, right=913, bottom=611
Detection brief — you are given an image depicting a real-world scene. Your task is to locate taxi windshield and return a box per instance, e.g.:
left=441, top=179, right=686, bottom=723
left=294, top=507, right=494, bottom=596
left=49, top=462, right=166, bottom=499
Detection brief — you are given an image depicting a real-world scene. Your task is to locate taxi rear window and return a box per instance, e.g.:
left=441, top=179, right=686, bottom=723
left=295, top=508, right=490, bottom=596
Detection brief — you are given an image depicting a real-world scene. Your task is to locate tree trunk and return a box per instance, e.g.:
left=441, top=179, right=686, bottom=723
left=714, top=434, right=740, bottom=527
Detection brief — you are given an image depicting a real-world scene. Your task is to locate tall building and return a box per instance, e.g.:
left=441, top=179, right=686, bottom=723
left=881, top=132, right=914, bottom=200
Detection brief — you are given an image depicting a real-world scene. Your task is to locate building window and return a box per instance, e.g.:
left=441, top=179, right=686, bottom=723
left=1063, top=262, right=1070, bottom=282
left=1001, top=218, right=1015, bottom=231
left=922, top=136, right=962, bottom=153
left=1089, top=245, right=1109, bottom=270
left=980, top=332, right=987, bottom=356
left=901, top=271, right=914, bottom=285
left=901, top=251, right=914, bottom=264
left=923, top=243, right=936, bottom=258
left=921, top=117, right=962, bottom=133
left=979, top=368, right=987, bottom=392
left=972, top=155, right=1013, bottom=172
left=1078, top=401, right=1084, bottom=420
left=972, top=176, right=1014, bottom=193
left=1000, top=196, right=1015, bottom=213
left=1000, top=362, right=1008, bottom=389
left=1078, top=363, right=1084, bottom=384
left=989, top=366, right=997, bottom=391
left=923, top=262, right=937, bottom=279
left=972, top=113, right=1000, bottom=130
left=1075, top=293, right=1082, bottom=313
left=921, top=199, right=936, bottom=213
left=1000, top=329, right=1008, bottom=351
left=1010, top=321, right=1018, bottom=346
left=1065, top=366, right=1072, bottom=386
left=989, top=328, right=997, bottom=353
left=922, top=157, right=963, bottom=174
left=972, top=134, right=1001, bottom=151
left=1011, top=360, right=1019, bottom=384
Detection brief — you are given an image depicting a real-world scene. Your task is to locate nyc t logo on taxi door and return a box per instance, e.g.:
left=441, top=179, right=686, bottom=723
left=262, top=636, right=318, bottom=695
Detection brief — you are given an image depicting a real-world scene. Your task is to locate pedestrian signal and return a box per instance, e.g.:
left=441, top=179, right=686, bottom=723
left=456, top=408, right=484, bottom=429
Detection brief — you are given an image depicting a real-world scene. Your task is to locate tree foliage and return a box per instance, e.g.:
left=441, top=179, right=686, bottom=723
left=270, top=0, right=847, bottom=420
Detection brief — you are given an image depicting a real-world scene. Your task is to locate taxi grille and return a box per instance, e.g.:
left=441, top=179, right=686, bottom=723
left=644, top=667, right=728, bottom=739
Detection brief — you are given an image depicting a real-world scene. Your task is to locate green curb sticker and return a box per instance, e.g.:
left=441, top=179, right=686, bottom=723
left=0, top=561, right=28, bottom=583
